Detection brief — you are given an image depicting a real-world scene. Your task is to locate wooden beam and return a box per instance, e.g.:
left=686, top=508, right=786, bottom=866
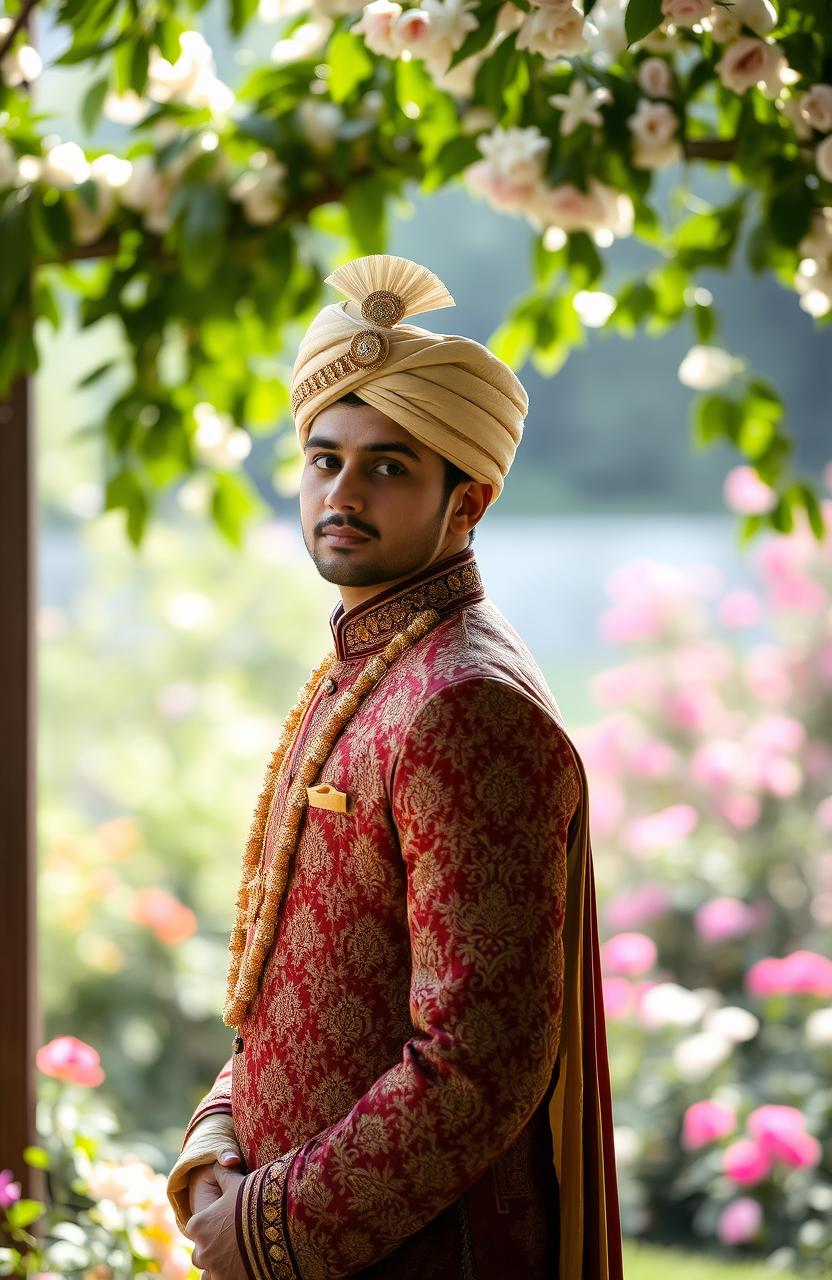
left=0, top=372, right=40, bottom=1196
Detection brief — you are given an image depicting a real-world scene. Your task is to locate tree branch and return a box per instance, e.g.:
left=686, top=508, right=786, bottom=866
left=683, top=137, right=738, bottom=162
left=0, top=0, right=40, bottom=60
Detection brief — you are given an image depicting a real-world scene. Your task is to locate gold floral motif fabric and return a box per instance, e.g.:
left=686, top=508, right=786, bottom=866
left=227, top=594, right=580, bottom=1280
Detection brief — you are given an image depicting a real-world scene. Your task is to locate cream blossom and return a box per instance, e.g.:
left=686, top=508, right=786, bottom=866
left=516, top=3, right=587, bottom=59
left=41, top=141, right=91, bottom=189
left=147, top=30, right=233, bottom=114
left=66, top=154, right=133, bottom=246
left=0, top=42, right=42, bottom=87
left=800, top=84, right=832, bottom=134
left=715, top=36, right=786, bottom=97
left=271, top=18, right=332, bottom=63
left=817, top=135, right=832, bottom=183
left=632, top=135, right=681, bottom=169
left=353, top=0, right=404, bottom=56
left=103, top=89, right=149, bottom=125
left=424, top=49, right=482, bottom=95
left=297, top=99, right=343, bottom=151
left=548, top=78, right=611, bottom=136
left=678, top=344, right=744, bottom=389
left=465, top=124, right=549, bottom=215
left=718, top=0, right=776, bottom=36
left=707, top=9, right=741, bottom=41
left=529, top=177, right=634, bottom=241
left=628, top=98, right=678, bottom=146
left=420, top=0, right=479, bottom=53
left=638, top=56, right=675, bottom=98
left=780, top=91, right=814, bottom=141
left=230, top=153, right=288, bottom=225
left=583, top=0, right=628, bottom=65
left=798, top=208, right=832, bottom=263
left=120, top=155, right=177, bottom=234
left=661, top=0, right=712, bottom=27
left=390, top=7, right=435, bottom=53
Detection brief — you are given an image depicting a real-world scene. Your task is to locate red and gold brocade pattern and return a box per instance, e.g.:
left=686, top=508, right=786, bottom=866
left=178, top=550, right=622, bottom=1279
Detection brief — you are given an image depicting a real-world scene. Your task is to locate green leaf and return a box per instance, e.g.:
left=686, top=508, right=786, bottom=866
left=129, top=38, right=150, bottom=93
left=566, top=232, right=602, bottom=288
left=178, top=185, right=228, bottom=288
left=35, top=277, right=61, bottom=330
left=769, top=179, right=812, bottom=247
left=625, top=0, right=663, bottom=44
left=5, top=1199, right=44, bottom=1230
left=795, top=482, right=826, bottom=540
left=739, top=513, right=763, bottom=544
left=488, top=313, right=535, bottom=368
left=692, top=301, right=716, bottom=343
left=327, top=29, right=374, bottom=104
left=230, top=0, right=260, bottom=34
left=344, top=174, right=387, bottom=253
left=738, top=414, right=775, bottom=459
left=211, top=471, right=262, bottom=547
left=583, top=0, right=598, bottom=12
left=0, top=199, right=30, bottom=317
left=449, top=0, right=505, bottom=69
left=692, top=394, right=743, bottom=448
left=81, top=77, right=109, bottom=133
left=770, top=491, right=795, bottom=533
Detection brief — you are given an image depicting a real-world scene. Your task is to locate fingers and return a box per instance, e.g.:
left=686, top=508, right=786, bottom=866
left=191, top=1180, right=222, bottom=1215
left=218, top=1148, right=241, bottom=1167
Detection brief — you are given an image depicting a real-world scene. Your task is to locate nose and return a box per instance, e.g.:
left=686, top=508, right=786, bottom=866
left=324, top=462, right=365, bottom=515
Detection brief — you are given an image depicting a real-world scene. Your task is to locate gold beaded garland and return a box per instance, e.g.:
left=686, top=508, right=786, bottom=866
left=223, top=607, right=442, bottom=1028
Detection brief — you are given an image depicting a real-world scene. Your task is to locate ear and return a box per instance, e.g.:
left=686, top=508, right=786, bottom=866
left=447, top=481, right=491, bottom=538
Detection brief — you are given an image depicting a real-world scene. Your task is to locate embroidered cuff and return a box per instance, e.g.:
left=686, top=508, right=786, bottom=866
left=182, top=1098, right=233, bottom=1148
left=166, top=1112, right=240, bottom=1235
left=236, top=1146, right=303, bottom=1280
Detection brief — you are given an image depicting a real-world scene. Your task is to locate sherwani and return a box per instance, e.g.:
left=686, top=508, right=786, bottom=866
left=168, top=548, right=623, bottom=1279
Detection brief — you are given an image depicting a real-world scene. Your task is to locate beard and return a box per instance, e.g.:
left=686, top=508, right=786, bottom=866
left=303, top=498, right=449, bottom=589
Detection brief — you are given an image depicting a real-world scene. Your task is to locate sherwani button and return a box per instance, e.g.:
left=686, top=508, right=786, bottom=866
left=325, top=677, right=338, bottom=695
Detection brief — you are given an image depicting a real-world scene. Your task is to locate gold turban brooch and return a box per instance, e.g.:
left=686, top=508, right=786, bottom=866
left=290, top=253, right=529, bottom=504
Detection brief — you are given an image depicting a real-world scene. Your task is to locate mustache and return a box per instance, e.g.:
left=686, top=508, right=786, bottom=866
left=315, top=515, right=379, bottom=539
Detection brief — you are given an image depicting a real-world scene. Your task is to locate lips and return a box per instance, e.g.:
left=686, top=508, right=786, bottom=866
left=321, top=528, right=371, bottom=547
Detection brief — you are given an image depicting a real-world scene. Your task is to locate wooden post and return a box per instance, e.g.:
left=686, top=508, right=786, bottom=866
left=0, top=372, right=40, bottom=1196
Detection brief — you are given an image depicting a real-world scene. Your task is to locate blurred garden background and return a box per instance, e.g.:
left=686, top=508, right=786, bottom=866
left=2, top=0, right=832, bottom=1274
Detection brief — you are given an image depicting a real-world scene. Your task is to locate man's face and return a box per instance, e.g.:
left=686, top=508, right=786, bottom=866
left=299, top=401, right=455, bottom=590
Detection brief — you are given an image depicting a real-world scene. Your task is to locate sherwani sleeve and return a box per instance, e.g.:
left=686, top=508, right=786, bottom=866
left=167, top=1056, right=241, bottom=1232
left=235, top=677, right=580, bottom=1280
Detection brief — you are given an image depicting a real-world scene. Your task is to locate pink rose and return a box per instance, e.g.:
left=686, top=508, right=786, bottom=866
left=601, top=931, right=657, bottom=976
left=627, top=804, right=698, bottom=856
left=694, top=897, right=757, bottom=944
left=36, top=1035, right=105, bottom=1087
left=0, top=1169, right=21, bottom=1209
left=717, top=1197, right=763, bottom=1245
left=723, top=465, right=776, bottom=514
left=602, top=976, right=634, bottom=1019
left=800, top=83, right=832, bottom=134
left=682, top=1099, right=737, bottom=1149
left=130, top=887, right=197, bottom=945
left=746, top=1105, right=820, bottom=1169
left=723, top=1137, right=774, bottom=1185
left=661, top=0, right=711, bottom=26
left=715, top=36, right=785, bottom=96
left=638, top=56, right=675, bottom=99
left=719, top=792, right=761, bottom=829
left=718, top=588, right=761, bottom=628
left=605, top=882, right=671, bottom=930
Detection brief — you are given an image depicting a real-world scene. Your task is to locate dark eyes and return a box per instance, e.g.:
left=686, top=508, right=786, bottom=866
left=312, top=455, right=405, bottom=477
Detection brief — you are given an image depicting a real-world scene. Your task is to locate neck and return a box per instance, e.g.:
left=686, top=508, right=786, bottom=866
left=336, top=533, right=471, bottom=611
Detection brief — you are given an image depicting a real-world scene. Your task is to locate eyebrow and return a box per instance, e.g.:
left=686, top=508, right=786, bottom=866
left=305, top=436, right=422, bottom=462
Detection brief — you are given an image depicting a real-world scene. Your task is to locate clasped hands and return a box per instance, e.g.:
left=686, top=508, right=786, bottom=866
left=184, top=1149, right=248, bottom=1280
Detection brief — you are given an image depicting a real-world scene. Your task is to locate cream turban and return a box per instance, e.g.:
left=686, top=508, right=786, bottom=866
left=290, top=254, right=529, bottom=504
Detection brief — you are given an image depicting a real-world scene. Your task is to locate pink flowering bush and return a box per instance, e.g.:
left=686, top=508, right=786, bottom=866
left=579, top=492, right=832, bottom=1272
left=0, top=1039, right=197, bottom=1278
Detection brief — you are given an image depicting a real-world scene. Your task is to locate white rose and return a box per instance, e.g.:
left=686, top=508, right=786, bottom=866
left=798, top=209, right=832, bottom=263
left=391, top=7, right=435, bottom=52
left=352, top=0, right=404, bottom=57
left=661, top=0, right=711, bottom=28
left=817, top=135, right=832, bottom=183
left=421, top=0, right=479, bottom=52
left=297, top=99, right=343, bottom=152
left=678, top=344, right=744, bottom=390
left=516, top=3, right=587, bottom=59
left=230, top=158, right=287, bottom=226
left=780, top=92, right=814, bottom=141
left=715, top=35, right=785, bottom=96
left=800, top=84, right=832, bottom=135
left=707, top=10, right=741, bottom=41
left=628, top=98, right=678, bottom=146
left=638, top=56, right=675, bottom=98
left=674, top=1031, right=732, bottom=1081
left=475, top=123, right=549, bottom=185
left=1, top=41, right=42, bottom=87
left=528, top=177, right=633, bottom=239
left=103, top=90, right=149, bottom=125
left=583, top=0, right=628, bottom=65
left=632, top=137, right=681, bottom=169
left=41, top=141, right=90, bottom=189
left=727, top=0, right=776, bottom=35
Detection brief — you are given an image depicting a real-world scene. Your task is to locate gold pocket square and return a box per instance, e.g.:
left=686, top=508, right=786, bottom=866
left=307, top=784, right=352, bottom=815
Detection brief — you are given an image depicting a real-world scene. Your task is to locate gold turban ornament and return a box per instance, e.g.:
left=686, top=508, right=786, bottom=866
left=290, top=253, right=529, bottom=504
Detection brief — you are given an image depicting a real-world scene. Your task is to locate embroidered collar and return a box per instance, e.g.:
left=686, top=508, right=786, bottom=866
left=330, top=548, right=485, bottom=660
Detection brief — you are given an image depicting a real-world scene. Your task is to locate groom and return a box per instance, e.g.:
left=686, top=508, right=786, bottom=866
left=168, top=254, right=622, bottom=1280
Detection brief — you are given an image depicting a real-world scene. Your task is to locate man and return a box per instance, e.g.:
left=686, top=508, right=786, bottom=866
left=167, top=253, right=623, bottom=1279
